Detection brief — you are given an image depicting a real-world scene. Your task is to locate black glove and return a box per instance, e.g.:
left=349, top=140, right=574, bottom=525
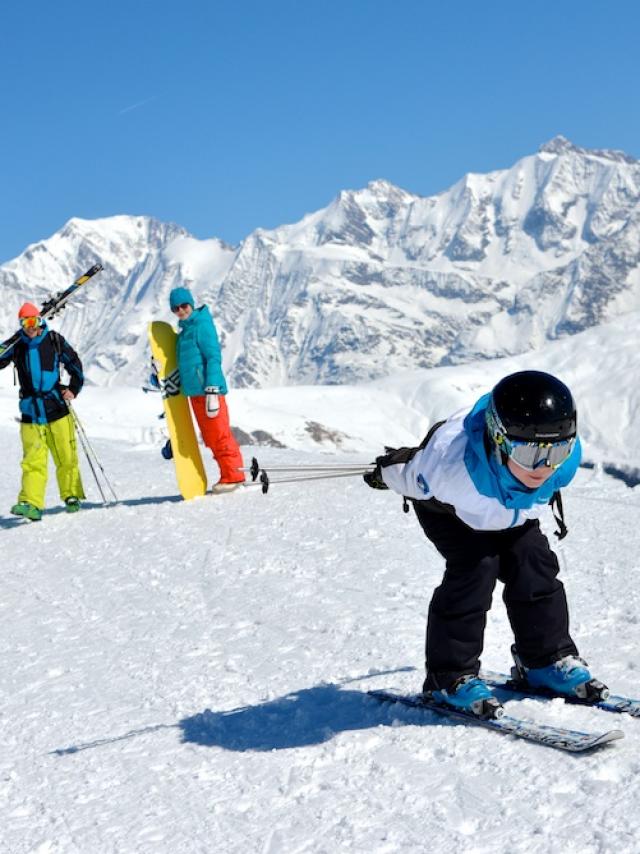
left=363, top=462, right=388, bottom=490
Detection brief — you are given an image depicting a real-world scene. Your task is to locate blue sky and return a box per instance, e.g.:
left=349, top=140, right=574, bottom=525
left=1, top=0, right=639, bottom=264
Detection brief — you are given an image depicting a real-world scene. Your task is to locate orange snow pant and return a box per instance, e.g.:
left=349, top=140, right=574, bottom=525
left=189, top=395, right=245, bottom=484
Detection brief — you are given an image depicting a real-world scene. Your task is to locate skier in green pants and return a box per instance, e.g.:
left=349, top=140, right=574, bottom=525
left=0, top=302, right=85, bottom=521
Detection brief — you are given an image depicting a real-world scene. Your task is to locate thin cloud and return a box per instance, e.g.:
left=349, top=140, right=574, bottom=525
left=118, top=95, right=159, bottom=116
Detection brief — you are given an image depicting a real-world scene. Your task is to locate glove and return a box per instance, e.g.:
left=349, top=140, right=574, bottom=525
left=363, top=463, right=388, bottom=490
left=149, top=359, right=160, bottom=389
left=205, top=386, right=220, bottom=418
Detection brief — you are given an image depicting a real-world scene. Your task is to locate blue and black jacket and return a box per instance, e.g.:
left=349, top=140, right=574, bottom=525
left=0, top=323, right=84, bottom=424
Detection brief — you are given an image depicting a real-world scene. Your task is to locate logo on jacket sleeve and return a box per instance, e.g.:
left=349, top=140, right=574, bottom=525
left=417, top=473, right=430, bottom=495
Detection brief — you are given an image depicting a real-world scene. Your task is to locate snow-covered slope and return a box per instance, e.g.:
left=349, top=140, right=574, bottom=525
left=1, top=424, right=639, bottom=853
left=2, top=136, right=640, bottom=388
left=204, top=308, right=640, bottom=473
left=3, top=306, right=638, bottom=471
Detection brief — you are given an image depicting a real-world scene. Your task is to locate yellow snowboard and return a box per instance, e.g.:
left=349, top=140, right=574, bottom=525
left=148, top=321, right=207, bottom=500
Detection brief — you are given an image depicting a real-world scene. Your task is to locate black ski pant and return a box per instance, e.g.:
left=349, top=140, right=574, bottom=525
left=414, top=505, right=579, bottom=692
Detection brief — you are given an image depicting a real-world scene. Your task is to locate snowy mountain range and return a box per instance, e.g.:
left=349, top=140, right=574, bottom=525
left=1, top=135, right=640, bottom=389
left=3, top=305, right=639, bottom=473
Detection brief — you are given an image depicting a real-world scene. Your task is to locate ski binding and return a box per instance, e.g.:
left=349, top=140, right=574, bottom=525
left=482, top=671, right=640, bottom=718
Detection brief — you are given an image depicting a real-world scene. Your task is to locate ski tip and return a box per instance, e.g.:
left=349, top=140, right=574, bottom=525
left=571, top=728, right=625, bottom=752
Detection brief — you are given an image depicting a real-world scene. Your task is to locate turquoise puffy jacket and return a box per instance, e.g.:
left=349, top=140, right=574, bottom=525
left=176, top=306, right=228, bottom=396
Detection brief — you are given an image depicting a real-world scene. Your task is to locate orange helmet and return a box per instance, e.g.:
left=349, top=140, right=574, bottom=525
left=18, top=302, right=41, bottom=319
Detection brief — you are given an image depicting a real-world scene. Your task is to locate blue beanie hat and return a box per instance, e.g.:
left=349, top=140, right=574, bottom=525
left=169, top=286, right=195, bottom=309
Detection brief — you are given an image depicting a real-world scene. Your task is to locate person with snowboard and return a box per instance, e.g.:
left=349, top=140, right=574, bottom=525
left=168, top=286, right=245, bottom=493
left=363, top=370, right=607, bottom=718
left=0, top=302, right=85, bottom=521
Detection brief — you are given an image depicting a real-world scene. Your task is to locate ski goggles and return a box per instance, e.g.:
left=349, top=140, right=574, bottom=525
left=171, top=303, right=191, bottom=313
left=20, top=315, right=43, bottom=329
left=501, top=436, right=575, bottom=471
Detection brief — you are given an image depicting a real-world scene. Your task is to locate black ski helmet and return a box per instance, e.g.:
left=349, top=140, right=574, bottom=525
left=486, top=370, right=577, bottom=445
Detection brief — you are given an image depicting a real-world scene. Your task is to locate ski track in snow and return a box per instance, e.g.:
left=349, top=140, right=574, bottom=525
left=1, top=425, right=640, bottom=853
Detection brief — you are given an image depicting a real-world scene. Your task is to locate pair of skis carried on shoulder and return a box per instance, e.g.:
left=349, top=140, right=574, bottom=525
left=0, top=264, right=103, bottom=358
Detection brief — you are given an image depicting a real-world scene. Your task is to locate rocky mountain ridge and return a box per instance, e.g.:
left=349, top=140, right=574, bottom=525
left=1, top=136, right=639, bottom=388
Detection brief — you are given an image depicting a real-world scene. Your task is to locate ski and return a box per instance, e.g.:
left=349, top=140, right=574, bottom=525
left=482, top=671, right=640, bottom=718
left=368, top=689, right=624, bottom=753
left=0, top=263, right=103, bottom=358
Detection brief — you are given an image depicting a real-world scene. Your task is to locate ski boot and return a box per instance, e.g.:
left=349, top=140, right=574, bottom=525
left=65, top=497, right=81, bottom=513
left=511, top=645, right=609, bottom=702
left=10, top=502, right=42, bottom=522
left=430, top=675, right=504, bottom=719
left=211, top=481, right=242, bottom=494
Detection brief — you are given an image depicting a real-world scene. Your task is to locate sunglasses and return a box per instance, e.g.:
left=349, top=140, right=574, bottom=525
left=499, top=435, right=575, bottom=471
left=20, top=316, right=43, bottom=329
left=171, top=303, right=191, bottom=314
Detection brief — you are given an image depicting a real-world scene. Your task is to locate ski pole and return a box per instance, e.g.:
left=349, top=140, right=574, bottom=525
left=71, top=406, right=119, bottom=503
left=71, top=410, right=107, bottom=504
left=239, top=463, right=374, bottom=473
left=242, top=468, right=372, bottom=494
left=67, top=404, right=119, bottom=503
left=240, top=456, right=374, bottom=482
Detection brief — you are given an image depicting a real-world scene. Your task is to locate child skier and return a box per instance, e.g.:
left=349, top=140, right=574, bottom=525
left=169, top=287, right=245, bottom=493
left=0, top=302, right=85, bottom=521
left=364, top=370, right=607, bottom=718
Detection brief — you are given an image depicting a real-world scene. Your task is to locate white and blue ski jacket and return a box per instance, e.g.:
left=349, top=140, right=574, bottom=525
left=380, top=394, right=582, bottom=532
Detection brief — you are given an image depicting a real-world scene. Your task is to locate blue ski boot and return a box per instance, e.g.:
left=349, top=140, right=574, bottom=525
left=431, top=675, right=504, bottom=719
left=512, top=646, right=609, bottom=702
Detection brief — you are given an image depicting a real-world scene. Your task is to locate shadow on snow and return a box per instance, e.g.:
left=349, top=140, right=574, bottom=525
left=51, top=669, right=432, bottom=756
left=178, top=681, right=431, bottom=752
left=0, top=494, right=183, bottom=528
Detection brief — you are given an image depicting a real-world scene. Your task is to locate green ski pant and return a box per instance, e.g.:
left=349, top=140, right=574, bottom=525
left=18, top=414, right=85, bottom=509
